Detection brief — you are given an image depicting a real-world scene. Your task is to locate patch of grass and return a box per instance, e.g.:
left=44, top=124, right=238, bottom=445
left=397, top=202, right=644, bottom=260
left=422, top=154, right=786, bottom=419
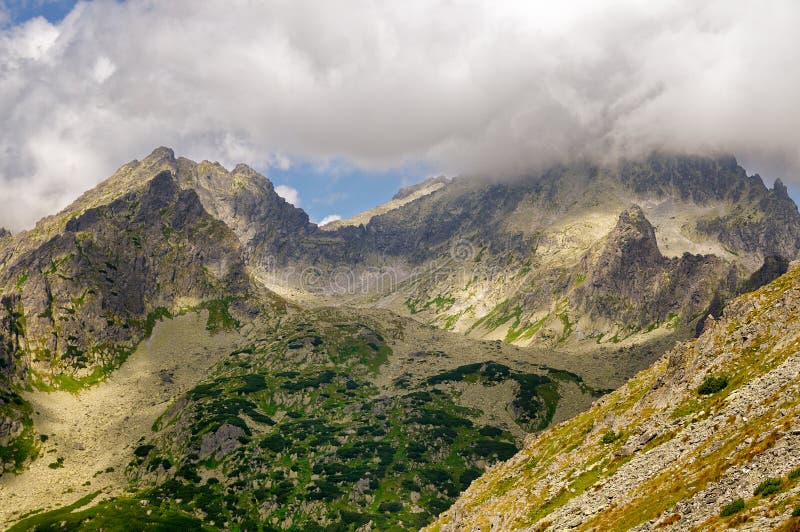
left=144, top=306, right=172, bottom=337
left=467, top=300, right=523, bottom=334
left=7, top=492, right=206, bottom=532
left=200, top=298, right=239, bottom=333
left=15, top=273, right=29, bottom=290
left=0, top=395, right=37, bottom=471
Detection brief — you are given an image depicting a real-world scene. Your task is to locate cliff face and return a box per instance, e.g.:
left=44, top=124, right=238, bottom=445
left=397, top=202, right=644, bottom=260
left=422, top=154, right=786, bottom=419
left=429, top=263, right=800, bottom=531
left=0, top=170, right=248, bottom=388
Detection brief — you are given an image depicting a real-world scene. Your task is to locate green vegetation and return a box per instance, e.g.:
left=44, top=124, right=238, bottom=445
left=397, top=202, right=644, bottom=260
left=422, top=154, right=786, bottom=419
left=601, top=430, right=622, bottom=445
left=505, top=315, right=547, bottom=343
left=144, top=306, right=172, bottom=336
left=467, top=300, right=523, bottom=334
left=200, top=298, right=239, bottom=333
left=60, top=320, right=556, bottom=531
left=720, top=498, right=745, bottom=517
left=0, top=385, right=38, bottom=471
left=753, top=477, right=782, bottom=497
left=14, top=273, right=28, bottom=290
left=6, top=492, right=206, bottom=532
left=698, top=375, right=729, bottom=395
left=405, top=295, right=456, bottom=315
left=427, top=361, right=560, bottom=430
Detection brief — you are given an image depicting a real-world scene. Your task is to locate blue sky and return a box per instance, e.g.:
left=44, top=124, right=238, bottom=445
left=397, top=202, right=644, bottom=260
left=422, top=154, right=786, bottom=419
left=265, top=160, right=431, bottom=225
left=1, top=0, right=77, bottom=25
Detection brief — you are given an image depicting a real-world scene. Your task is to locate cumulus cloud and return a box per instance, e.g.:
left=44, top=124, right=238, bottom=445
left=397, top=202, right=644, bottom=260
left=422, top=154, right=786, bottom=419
left=274, top=185, right=300, bottom=207
left=0, top=0, right=799, bottom=229
left=318, top=214, right=342, bottom=227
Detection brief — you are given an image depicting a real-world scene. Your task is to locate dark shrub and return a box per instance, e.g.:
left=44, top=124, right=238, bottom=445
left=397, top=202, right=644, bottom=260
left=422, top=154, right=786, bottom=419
left=601, top=431, right=621, bottom=445
left=479, top=426, right=503, bottom=437
left=754, top=478, right=782, bottom=497
left=378, top=501, right=403, bottom=513
left=698, top=375, right=728, bottom=395
left=459, top=467, right=482, bottom=490
left=134, top=444, right=155, bottom=458
left=720, top=498, right=745, bottom=517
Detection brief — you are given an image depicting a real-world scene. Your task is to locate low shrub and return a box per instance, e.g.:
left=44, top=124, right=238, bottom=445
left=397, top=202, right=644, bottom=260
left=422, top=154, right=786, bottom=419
left=378, top=501, right=403, bottom=513
left=134, top=444, right=155, bottom=458
left=698, top=375, right=728, bottom=395
left=601, top=430, right=621, bottom=445
left=753, top=477, right=782, bottom=497
left=720, top=498, right=745, bottom=517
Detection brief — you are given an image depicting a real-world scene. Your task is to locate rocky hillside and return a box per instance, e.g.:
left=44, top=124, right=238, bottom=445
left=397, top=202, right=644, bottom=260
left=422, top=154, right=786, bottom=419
left=321, top=176, right=449, bottom=230
left=429, top=262, right=800, bottom=531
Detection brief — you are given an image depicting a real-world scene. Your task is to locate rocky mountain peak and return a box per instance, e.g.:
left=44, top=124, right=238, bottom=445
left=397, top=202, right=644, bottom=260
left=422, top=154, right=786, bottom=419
left=0, top=228, right=10, bottom=239
left=142, top=146, right=176, bottom=164
left=231, top=162, right=258, bottom=176
left=602, top=204, right=662, bottom=267
left=392, top=175, right=450, bottom=201
left=571, top=205, right=729, bottom=329
left=774, top=177, right=790, bottom=199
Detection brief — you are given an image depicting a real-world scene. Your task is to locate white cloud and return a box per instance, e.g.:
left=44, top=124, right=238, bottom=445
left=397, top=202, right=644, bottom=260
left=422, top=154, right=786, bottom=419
left=274, top=184, right=300, bottom=207
left=0, top=0, right=799, bottom=229
left=318, top=214, right=342, bottom=226
left=91, top=55, right=115, bottom=83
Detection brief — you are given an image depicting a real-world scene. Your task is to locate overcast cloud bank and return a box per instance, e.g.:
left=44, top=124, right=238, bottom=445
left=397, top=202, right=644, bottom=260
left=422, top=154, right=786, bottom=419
left=1, top=0, right=799, bottom=229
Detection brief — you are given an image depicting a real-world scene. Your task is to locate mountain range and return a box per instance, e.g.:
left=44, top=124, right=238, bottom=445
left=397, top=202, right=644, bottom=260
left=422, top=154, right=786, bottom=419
left=1, top=147, right=798, bottom=530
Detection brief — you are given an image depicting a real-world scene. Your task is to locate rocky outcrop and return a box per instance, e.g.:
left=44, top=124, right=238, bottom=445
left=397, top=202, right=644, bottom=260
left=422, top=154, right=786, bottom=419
left=572, top=205, right=733, bottom=328
left=199, top=423, right=246, bottom=460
